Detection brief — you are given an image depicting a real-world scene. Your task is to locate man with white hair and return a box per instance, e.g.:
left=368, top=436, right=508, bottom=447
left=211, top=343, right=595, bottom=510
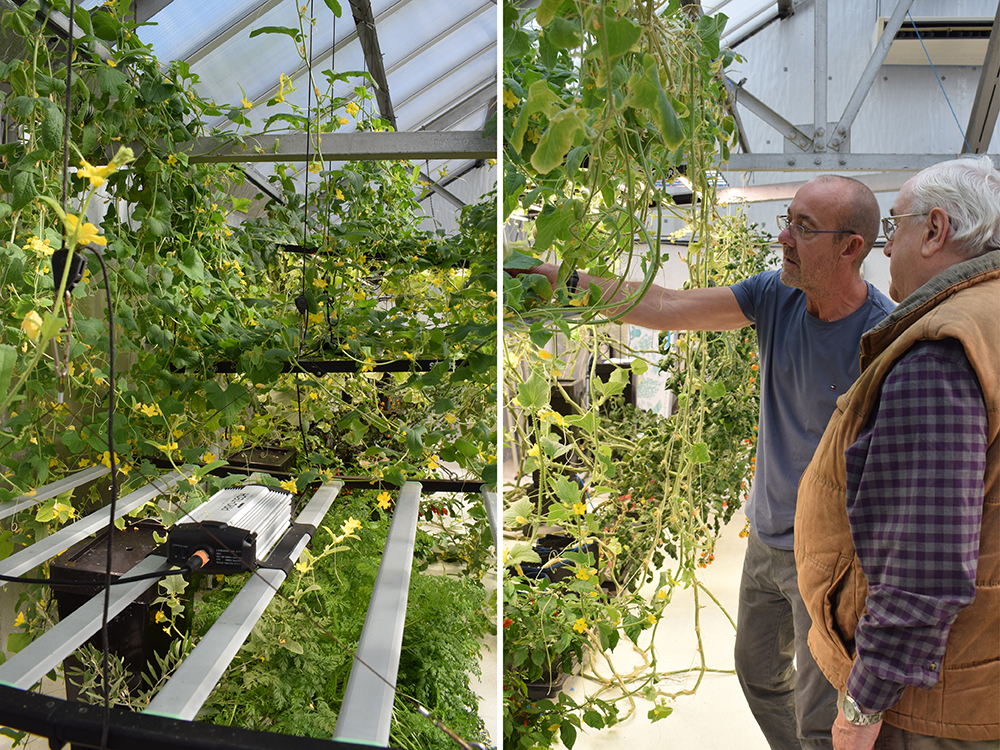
left=795, top=154, right=1000, bottom=750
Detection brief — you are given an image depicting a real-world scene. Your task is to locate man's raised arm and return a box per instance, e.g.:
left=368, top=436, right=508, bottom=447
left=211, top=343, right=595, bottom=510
left=512, top=262, right=752, bottom=332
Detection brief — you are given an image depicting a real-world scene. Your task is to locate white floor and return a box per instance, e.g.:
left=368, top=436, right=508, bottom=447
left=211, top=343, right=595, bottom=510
left=546, top=511, right=771, bottom=750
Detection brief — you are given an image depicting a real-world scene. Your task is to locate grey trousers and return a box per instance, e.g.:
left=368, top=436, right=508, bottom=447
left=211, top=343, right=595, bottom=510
left=875, top=724, right=1000, bottom=750
left=735, top=528, right=838, bottom=750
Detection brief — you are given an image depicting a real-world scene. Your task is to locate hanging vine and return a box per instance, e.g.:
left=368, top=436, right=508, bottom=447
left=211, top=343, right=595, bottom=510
left=502, top=1, right=773, bottom=747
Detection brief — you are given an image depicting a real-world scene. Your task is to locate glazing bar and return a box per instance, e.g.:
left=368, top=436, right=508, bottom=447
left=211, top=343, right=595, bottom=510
left=0, top=471, right=185, bottom=590
left=0, top=554, right=173, bottom=690
left=333, top=482, right=421, bottom=746
left=0, top=465, right=109, bottom=521
left=143, top=482, right=342, bottom=720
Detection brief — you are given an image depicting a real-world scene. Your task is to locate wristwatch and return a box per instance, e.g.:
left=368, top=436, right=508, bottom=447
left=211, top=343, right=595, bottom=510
left=842, top=693, right=884, bottom=726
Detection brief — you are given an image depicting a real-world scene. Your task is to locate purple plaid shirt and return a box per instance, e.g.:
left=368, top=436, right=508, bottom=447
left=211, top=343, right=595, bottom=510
left=843, top=338, right=988, bottom=713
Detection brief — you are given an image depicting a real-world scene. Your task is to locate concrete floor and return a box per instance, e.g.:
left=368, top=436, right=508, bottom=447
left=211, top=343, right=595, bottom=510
left=539, top=511, right=771, bottom=750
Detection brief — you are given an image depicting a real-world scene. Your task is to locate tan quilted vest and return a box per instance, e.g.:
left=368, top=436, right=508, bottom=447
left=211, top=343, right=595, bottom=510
left=795, top=252, right=1000, bottom=741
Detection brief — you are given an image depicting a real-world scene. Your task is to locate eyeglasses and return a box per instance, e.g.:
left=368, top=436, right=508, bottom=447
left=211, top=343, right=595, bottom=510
left=881, top=212, right=928, bottom=242
left=776, top=215, right=855, bottom=241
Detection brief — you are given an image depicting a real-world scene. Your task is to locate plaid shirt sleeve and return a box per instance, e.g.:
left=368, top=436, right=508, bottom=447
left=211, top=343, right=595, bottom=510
left=843, top=338, right=988, bottom=714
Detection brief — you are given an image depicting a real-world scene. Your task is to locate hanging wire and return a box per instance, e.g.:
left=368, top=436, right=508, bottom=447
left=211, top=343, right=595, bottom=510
left=907, top=12, right=974, bottom=153
left=295, top=0, right=317, bottom=460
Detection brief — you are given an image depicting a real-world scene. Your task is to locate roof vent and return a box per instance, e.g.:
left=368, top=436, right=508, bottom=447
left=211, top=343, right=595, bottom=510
left=876, top=17, right=993, bottom=66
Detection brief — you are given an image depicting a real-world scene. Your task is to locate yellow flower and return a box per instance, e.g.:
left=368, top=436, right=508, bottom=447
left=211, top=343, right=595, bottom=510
left=502, top=88, right=518, bottom=109
left=77, top=160, right=115, bottom=188
left=138, top=403, right=161, bottom=417
left=166, top=154, right=179, bottom=166
left=341, top=517, right=362, bottom=536
left=201, top=451, right=216, bottom=464
left=154, top=610, right=166, bottom=623
left=526, top=444, right=540, bottom=458
left=536, top=349, right=552, bottom=360
left=23, top=236, right=53, bottom=257
left=335, top=188, right=345, bottom=200
left=308, top=162, right=321, bottom=174
left=241, top=96, right=253, bottom=109
left=230, top=434, right=244, bottom=449
left=14, top=611, right=25, bottom=627
left=107, top=58, right=117, bottom=68
left=21, top=310, right=42, bottom=343
left=572, top=502, right=587, bottom=516
left=377, top=490, right=392, bottom=510
left=345, top=101, right=360, bottom=117
left=312, top=276, right=328, bottom=289
left=157, top=441, right=178, bottom=454
left=573, top=618, right=587, bottom=634
left=426, top=454, right=439, bottom=470
left=646, top=613, right=656, bottom=626
left=65, top=214, right=106, bottom=247
left=526, top=128, right=540, bottom=144
left=657, top=588, right=667, bottom=600
left=575, top=567, right=595, bottom=581
left=337, top=116, right=349, bottom=126
left=280, top=478, right=298, bottom=493
left=515, top=515, right=528, bottom=525
left=444, top=414, right=457, bottom=425
left=361, top=356, right=376, bottom=373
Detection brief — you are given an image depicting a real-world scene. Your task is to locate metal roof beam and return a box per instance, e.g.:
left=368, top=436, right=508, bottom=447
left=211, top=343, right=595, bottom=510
left=418, top=80, right=496, bottom=132
left=129, top=0, right=177, bottom=25
left=723, top=153, right=1000, bottom=172
left=417, top=171, right=467, bottom=209
left=726, top=77, right=814, bottom=151
left=183, top=129, right=494, bottom=163
left=347, top=0, right=396, bottom=130
left=963, top=2, right=1000, bottom=154
left=825, top=0, right=913, bottom=152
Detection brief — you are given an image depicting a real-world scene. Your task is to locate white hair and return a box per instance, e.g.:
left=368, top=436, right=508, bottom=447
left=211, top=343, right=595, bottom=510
left=907, top=155, right=1000, bottom=258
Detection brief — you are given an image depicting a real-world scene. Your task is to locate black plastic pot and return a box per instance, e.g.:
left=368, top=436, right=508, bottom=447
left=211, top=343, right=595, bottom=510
left=51, top=249, right=87, bottom=294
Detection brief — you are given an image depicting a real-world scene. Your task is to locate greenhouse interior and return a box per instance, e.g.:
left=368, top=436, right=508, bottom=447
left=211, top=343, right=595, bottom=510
left=0, top=0, right=497, bottom=749
left=1, top=0, right=998, bottom=749
left=502, top=1, right=998, bottom=750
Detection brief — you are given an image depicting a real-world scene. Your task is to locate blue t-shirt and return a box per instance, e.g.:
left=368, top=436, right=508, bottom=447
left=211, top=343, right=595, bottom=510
left=731, top=270, right=895, bottom=549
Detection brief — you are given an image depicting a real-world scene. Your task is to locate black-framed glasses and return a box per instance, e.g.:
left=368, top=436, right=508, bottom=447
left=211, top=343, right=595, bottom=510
left=881, top=212, right=928, bottom=242
left=776, top=215, right=855, bottom=241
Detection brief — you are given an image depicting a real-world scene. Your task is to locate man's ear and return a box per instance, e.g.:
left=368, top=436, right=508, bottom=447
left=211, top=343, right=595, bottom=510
left=841, top=232, right=867, bottom=265
left=921, top=207, right=951, bottom=258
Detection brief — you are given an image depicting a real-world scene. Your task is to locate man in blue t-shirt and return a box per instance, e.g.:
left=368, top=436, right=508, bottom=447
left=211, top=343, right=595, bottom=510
left=514, top=175, right=895, bottom=749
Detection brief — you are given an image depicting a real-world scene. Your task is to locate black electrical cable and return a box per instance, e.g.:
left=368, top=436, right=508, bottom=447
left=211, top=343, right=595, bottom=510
left=0, top=552, right=208, bottom=587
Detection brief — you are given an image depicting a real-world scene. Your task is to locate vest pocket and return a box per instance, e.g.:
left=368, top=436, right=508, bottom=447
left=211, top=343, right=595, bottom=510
left=820, top=553, right=861, bottom=663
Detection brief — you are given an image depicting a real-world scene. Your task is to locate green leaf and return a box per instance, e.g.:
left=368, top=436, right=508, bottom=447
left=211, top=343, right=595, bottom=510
left=600, top=11, right=643, bottom=64
left=626, top=55, right=684, bottom=149
left=504, top=541, right=541, bottom=568
left=560, top=721, right=578, bottom=749
left=322, top=0, right=342, bottom=15
left=404, top=425, right=427, bottom=456
left=535, top=0, right=564, bottom=27
left=546, top=16, right=582, bottom=51
left=503, top=28, right=532, bottom=60
left=503, top=498, right=535, bottom=528
left=511, top=81, right=565, bottom=153
left=179, top=246, right=205, bottom=282
left=249, top=26, right=302, bottom=41
left=631, top=358, right=649, bottom=376
left=11, top=170, right=36, bottom=211
left=517, top=371, right=549, bottom=410
left=96, top=65, right=128, bottom=96
left=530, top=107, right=585, bottom=175
left=686, top=442, right=711, bottom=464
left=533, top=199, right=580, bottom=252
left=528, top=321, right=552, bottom=349
left=61, top=428, right=85, bottom=453
left=6, top=632, right=32, bottom=655
left=552, top=475, right=581, bottom=505
left=704, top=381, right=725, bottom=399
left=0, top=345, right=15, bottom=403
left=144, top=324, right=174, bottom=348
